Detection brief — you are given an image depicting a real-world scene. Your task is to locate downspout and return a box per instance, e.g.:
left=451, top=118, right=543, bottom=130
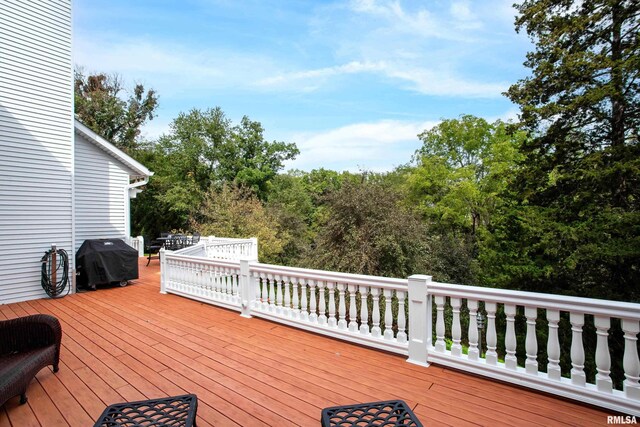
left=124, top=175, right=151, bottom=238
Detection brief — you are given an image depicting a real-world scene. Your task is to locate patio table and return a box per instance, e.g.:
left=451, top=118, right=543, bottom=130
left=93, top=394, right=198, bottom=427
left=321, top=399, right=422, bottom=427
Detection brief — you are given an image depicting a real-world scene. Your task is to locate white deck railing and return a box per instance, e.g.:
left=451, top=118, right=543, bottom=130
left=159, top=238, right=640, bottom=416
left=417, top=277, right=640, bottom=416
left=205, top=237, right=257, bottom=260
left=125, top=235, right=144, bottom=257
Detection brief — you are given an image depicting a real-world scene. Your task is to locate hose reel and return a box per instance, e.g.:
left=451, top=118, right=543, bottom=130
left=40, top=244, right=69, bottom=298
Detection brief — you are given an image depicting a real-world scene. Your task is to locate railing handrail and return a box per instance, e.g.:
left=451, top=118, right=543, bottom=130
left=251, top=262, right=408, bottom=291
left=172, top=242, right=206, bottom=256
left=165, top=251, right=241, bottom=270
left=430, top=281, right=640, bottom=320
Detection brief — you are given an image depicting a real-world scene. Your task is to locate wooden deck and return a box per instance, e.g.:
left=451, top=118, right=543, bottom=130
left=0, top=259, right=612, bottom=426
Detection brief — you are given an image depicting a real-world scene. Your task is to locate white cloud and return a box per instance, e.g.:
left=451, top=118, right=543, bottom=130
left=348, top=0, right=482, bottom=41
left=286, top=119, right=438, bottom=172
left=384, top=66, right=508, bottom=98
left=257, top=61, right=384, bottom=91
left=73, top=36, right=280, bottom=96
left=257, top=60, right=507, bottom=98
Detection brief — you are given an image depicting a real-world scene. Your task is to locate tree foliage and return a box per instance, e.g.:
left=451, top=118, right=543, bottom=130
left=408, top=115, right=525, bottom=235
left=307, top=177, right=431, bottom=278
left=74, top=68, right=158, bottom=152
left=133, top=107, right=300, bottom=233
left=192, top=185, right=288, bottom=263
left=483, top=0, right=640, bottom=301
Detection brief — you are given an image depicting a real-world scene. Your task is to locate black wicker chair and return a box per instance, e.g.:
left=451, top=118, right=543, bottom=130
left=0, top=314, right=62, bottom=407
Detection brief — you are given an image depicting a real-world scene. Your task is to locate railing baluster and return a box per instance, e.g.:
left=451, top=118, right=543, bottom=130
left=546, top=309, right=561, bottom=380
left=221, top=267, right=228, bottom=298
left=505, top=304, right=517, bottom=370
left=214, top=266, right=220, bottom=296
left=292, top=277, right=300, bottom=319
left=371, top=287, right=381, bottom=338
left=338, top=283, right=347, bottom=330
left=283, top=275, right=291, bottom=316
left=309, top=280, right=317, bottom=323
left=525, top=306, right=538, bottom=375
left=570, top=312, right=586, bottom=386
left=360, top=285, right=369, bottom=335
left=233, top=270, right=240, bottom=300
left=397, top=290, right=407, bottom=344
left=300, top=279, right=309, bottom=321
left=328, top=282, right=337, bottom=327
left=204, top=265, right=212, bottom=298
left=485, top=302, right=498, bottom=365
left=253, top=272, right=261, bottom=308
left=348, top=284, right=358, bottom=333
left=275, top=275, right=283, bottom=314
left=225, top=268, right=232, bottom=299
left=260, top=273, right=269, bottom=309
left=467, top=299, right=479, bottom=361
left=318, top=281, right=327, bottom=326
left=594, top=316, right=612, bottom=393
left=268, top=274, right=276, bottom=312
left=622, top=319, right=640, bottom=399
left=434, top=295, right=445, bottom=353
left=451, top=297, right=462, bottom=356
left=384, top=289, right=394, bottom=340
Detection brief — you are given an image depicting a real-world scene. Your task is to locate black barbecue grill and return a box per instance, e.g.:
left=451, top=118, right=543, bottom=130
left=76, top=239, right=139, bottom=290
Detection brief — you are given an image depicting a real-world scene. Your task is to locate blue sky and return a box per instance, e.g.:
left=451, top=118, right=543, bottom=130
left=73, top=0, right=532, bottom=172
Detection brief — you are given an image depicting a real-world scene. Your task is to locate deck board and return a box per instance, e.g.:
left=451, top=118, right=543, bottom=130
left=1, top=259, right=613, bottom=426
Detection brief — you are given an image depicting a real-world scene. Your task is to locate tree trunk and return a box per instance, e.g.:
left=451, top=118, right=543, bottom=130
left=610, top=2, right=625, bottom=148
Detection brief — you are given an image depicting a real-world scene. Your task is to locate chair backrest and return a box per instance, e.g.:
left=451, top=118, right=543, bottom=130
left=191, top=232, right=200, bottom=245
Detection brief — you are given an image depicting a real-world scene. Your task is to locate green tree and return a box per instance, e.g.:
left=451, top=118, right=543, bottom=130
left=408, top=116, right=525, bottom=235
left=486, top=0, right=640, bottom=301
left=264, top=171, right=315, bottom=265
left=132, top=107, right=299, bottom=233
left=157, top=108, right=298, bottom=203
left=192, top=185, right=288, bottom=263
left=74, top=68, right=158, bottom=152
left=308, top=177, right=432, bottom=278
left=405, top=116, right=524, bottom=284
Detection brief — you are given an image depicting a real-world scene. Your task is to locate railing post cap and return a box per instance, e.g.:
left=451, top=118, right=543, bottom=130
left=408, top=274, right=432, bottom=281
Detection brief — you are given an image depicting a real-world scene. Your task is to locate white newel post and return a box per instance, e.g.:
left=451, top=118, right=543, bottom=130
left=240, top=258, right=255, bottom=318
left=159, top=248, right=167, bottom=294
left=250, top=237, right=259, bottom=261
left=136, top=236, right=144, bottom=257
left=407, top=275, right=431, bottom=367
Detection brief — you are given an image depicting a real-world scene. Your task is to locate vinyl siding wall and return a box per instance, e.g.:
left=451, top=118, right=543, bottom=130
left=0, top=0, right=73, bottom=303
left=74, top=132, right=135, bottom=251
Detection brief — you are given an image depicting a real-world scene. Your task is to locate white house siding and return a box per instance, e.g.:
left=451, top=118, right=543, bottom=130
left=74, top=132, right=136, bottom=251
left=0, top=0, right=73, bottom=304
